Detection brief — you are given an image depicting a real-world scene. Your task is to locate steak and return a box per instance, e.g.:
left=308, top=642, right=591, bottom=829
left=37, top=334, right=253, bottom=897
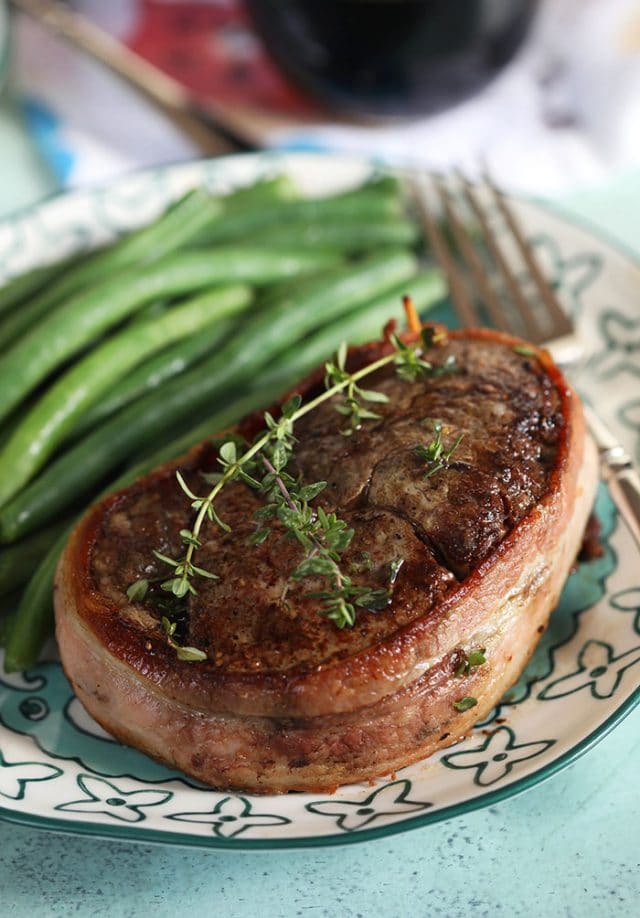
left=55, top=327, right=598, bottom=793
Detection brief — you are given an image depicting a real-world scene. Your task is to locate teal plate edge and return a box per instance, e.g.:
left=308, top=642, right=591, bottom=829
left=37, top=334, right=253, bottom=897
left=0, top=687, right=637, bottom=851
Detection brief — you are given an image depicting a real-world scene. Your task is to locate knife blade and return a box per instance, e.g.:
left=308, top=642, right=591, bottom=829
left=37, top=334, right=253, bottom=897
left=583, top=403, right=640, bottom=552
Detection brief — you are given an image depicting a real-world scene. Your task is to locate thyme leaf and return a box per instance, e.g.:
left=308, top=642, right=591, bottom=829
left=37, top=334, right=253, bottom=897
left=161, top=616, right=207, bottom=661
left=126, top=579, right=149, bottom=602
left=453, top=696, right=478, bottom=712
left=454, top=648, right=487, bottom=677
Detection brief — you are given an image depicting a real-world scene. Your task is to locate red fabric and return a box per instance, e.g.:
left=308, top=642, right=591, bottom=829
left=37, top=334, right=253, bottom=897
left=125, top=0, right=318, bottom=115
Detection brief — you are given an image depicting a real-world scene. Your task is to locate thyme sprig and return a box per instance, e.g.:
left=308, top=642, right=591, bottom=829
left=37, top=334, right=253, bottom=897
left=415, top=421, right=464, bottom=478
left=248, top=439, right=385, bottom=629
left=392, top=332, right=438, bottom=382
left=151, top=345, right=420, bottom=603
left=130, top=319, right=457, bottom=652
left=324, top=341, right=391, bottom=435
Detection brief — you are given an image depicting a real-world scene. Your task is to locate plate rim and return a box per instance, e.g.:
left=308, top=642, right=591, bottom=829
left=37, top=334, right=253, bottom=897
left=0, top=685, right=638, bottom=850
left=0, top=150, right=639, bottom=850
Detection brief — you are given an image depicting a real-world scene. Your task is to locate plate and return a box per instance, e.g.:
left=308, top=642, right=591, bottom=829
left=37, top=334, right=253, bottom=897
left=0, top=153, right=638, bottom=850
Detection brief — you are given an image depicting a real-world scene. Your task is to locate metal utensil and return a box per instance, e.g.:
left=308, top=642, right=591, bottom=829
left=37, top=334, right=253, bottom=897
left=11, top=0, right=257, bottom=155
left=582, top=403, right=640, bottom=550
left=411, top=169, right=640, bottom=552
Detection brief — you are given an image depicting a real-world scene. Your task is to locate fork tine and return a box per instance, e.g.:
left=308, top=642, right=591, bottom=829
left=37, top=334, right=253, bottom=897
left=409, top=175, right=479, bottom=328
left=455, top=170, right=545, bottom=343
left=483, top=171, right=574, bottom=338
left=431, top=174, right=511, bottom=332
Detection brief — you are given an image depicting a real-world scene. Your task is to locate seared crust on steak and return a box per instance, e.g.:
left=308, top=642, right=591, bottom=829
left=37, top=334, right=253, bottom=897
left=55, top=328, right=598, bottom=793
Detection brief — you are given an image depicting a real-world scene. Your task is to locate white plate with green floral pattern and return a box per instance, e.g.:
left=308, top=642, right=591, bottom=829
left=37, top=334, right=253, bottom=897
left=0, top=153, right=638, bottom=850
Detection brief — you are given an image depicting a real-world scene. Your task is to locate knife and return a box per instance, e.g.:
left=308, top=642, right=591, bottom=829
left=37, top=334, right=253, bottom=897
left=583, top=403, right=640, bottom=552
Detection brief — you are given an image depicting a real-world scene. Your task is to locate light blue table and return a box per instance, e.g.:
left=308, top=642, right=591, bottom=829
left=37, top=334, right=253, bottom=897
left=0, top=101, right=638, bottom=918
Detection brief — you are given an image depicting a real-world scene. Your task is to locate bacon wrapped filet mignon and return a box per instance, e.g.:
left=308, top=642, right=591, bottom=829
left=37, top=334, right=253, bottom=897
left=55, top=327, right=598, bottom=793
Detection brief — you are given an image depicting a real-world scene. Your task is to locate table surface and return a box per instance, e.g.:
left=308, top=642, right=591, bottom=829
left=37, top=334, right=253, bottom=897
left=0, top=101, right=638, bottom=918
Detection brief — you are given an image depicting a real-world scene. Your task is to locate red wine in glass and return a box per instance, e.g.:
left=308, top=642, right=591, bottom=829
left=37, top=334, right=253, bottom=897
left=246, top=0, right=539, bottom=117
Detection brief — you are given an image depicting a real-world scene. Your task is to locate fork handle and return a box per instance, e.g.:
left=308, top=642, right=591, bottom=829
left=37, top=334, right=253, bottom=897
left=602, top=460, right=640, bottom=552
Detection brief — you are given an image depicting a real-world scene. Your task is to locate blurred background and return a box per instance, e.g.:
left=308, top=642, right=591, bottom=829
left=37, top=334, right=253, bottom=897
left=2, top=0, right=640, bottom=208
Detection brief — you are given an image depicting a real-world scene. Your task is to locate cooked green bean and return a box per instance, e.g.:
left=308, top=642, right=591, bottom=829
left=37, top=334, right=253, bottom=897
left=0, top=605, right=18, bottom=649
left=0, top=284, right=254, bottom=505
left=0, top=246, right=338, bottom=427
left=194, top=191, right=405, bottom=246
left=0, top=520, right=69, bottom=596
left=2, top=534, right=65, bottom=671
left=0, top=259, right=72, bottom=317
left=0, top=190, right=225, bottom=351
left=244, top=217, right=419, bottom=252
left=84, top=189, right=223, bottom=270
left=186, top=248, right=417, bottom=387
left=0, top=178, right=297, bottom=341
left=68, top=316, right=238, bottom=442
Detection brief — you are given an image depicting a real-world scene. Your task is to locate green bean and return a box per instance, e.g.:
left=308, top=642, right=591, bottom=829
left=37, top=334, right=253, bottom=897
left=0, top=520, right=69, bottom=596
left=66, top=176, right=294, bottom=286
left=194, top=191, right=405, bottom=246
left=257, top=269, right=446, bottom=390
left=0, top=605, right=18, bottom=649
left=0, top=259, right=73, bottom=317
left=245, top=217, right=419, bottom=251
left=0, top=179, right=296, bottom=345
left=0, top=284, right=254, bottom=506
left=68, top=316, right=238, bottom=442
left=84, top=190, right=223, bottom=270
left=0, top=251, right=416, bottom=540
left=0, top=246, right=338, bottom=427
left=186, top=248, right=418, bottom=388
left=221, top=174, right=297, bottom=207
left=0, top=190, right=225, bottom=351
left=2, top=533, right=65, bottom=671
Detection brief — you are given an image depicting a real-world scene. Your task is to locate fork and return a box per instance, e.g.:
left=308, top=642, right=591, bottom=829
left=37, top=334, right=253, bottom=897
left=410, top=170, right=640, bottom=552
